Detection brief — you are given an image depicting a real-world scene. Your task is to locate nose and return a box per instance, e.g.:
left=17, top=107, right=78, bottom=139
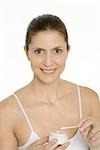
left=43, top=53, right=53, bottom=67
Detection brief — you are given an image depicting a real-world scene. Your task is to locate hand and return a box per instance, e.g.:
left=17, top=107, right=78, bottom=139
left=28, top=136, right=70, bottom=150
left=78, top=117, right=100, bottom=150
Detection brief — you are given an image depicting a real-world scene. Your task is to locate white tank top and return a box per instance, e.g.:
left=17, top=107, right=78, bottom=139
left=13, top=86, right=89, bottom=150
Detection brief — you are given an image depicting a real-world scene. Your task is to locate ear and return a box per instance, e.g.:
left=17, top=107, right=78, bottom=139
left=65, top=45, right=70, bottom=59
left=24, top=46, right=30, bottom=61
left=67, top=45, right=71, bottom=53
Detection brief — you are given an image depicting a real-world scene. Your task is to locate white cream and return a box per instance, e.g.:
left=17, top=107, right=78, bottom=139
left=49, top=130, right=68, bottom=148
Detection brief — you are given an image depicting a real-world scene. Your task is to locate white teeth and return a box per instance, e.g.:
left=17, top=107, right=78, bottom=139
left=42, top=69, right=55, bottom=73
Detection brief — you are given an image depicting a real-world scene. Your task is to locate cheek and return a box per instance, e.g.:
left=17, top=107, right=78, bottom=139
left=30, top=59, right=42, bottom=72
left=30, top=57, right=43, bottom=67
left=56, top=56, right=67, bottom=67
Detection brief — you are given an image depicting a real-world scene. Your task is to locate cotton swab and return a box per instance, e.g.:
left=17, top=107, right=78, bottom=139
left=60, top=125, right=79, bottom=130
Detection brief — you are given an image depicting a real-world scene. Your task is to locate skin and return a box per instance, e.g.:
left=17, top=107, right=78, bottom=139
left=0, top=30, right=100, bottom=150
left=26, top=30, right=68, bottom=85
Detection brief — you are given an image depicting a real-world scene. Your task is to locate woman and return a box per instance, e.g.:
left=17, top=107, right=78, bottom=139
left=0, top=14, right=100, bottom=150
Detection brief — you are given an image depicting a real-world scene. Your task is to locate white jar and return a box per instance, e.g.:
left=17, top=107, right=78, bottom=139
left=49, top=130, right=68, bottom=148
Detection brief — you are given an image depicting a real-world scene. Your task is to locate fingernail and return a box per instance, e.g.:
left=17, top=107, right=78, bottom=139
left=79, top=127, right=84, bottom=131
left=53, top=139, right=57, bottom=143
left=64, top=142, right=70, bottom=147
left=79, top=128, right=83, bottom=131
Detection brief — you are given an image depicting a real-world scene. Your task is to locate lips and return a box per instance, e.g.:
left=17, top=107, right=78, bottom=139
left=40, top=68, right=56, bottom=74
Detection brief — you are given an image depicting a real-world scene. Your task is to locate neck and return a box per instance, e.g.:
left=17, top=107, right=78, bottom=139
left=30, top=77, right=62, bottom=104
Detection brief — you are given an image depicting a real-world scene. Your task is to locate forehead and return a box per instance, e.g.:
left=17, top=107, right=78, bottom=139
left=30, top=30, right=66, bottom=48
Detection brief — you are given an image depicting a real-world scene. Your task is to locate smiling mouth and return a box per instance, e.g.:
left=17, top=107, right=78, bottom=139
left=40, top=68, right=56, bottom=74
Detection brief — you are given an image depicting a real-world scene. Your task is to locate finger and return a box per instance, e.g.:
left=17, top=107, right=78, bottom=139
left=55, top=142, right=70, bottom=150
left=79, top=125, right=92, bottom=139
left=44, top=139, right=57, bottom=149
left=88, top=126, right=100, bottom=140
left=34, top=136, right=48, bottom=145
left=79, top=117, right=95, bottom=131
left=78, top=117, right=96, bottom=127
left=89, top=132, right=100, bottom=148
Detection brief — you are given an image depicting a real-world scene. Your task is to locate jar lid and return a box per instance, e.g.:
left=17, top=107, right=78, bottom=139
left=49, top=130, right=68, bottom=138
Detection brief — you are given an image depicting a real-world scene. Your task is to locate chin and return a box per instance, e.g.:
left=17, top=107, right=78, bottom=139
left=37, top=75, right=60, bottom=85
left=34, top=69, right=63, bottom=84
left=40, top=78, right=57, bottom=85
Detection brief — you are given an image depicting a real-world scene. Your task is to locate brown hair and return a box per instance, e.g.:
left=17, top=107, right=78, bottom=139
left=25, top=14, right=70, bottom=50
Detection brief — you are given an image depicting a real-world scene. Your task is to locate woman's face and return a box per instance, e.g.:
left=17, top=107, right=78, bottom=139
left=26, top=30, right=69, bottom=84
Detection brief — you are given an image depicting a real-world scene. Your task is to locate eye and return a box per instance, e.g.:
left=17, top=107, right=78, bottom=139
left=53, top=49, right=62, bottom=54
left=34, top=49, right=44, bottom=55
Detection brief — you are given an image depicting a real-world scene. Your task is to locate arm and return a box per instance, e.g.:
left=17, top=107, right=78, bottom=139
left=0, top=100, right=17, bottom=150
left=78, top=87, right=100, bottom=150
left=88, top=88, right=100, bottom=121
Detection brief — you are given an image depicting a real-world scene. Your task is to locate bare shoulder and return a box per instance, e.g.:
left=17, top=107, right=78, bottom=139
left=0, top=96, right=18, bottom=149
left=0, top=95, right=18, bottom=119
left=80, top=86, right=99, bottom=105
left=80, top=86, right=100, bottom=121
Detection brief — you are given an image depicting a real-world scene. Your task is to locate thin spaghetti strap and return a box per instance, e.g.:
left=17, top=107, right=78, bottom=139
left=77, top=85, right=83, bottom=119
left=13, top=93, right=33, bottom=132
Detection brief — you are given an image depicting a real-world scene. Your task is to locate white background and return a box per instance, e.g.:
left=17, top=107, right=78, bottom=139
left=0, top=0, right=100, bottom=100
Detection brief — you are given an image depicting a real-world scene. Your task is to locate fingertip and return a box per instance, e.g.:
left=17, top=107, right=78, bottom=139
left=52, top=139, right=58, bottom=143
left=63, top=141, right=70, bottom=147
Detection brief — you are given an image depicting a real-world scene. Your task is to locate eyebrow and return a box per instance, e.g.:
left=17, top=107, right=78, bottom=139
left=31, top=46, right=64, bottom=51
left=52, top=46, right=64, bottom=50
